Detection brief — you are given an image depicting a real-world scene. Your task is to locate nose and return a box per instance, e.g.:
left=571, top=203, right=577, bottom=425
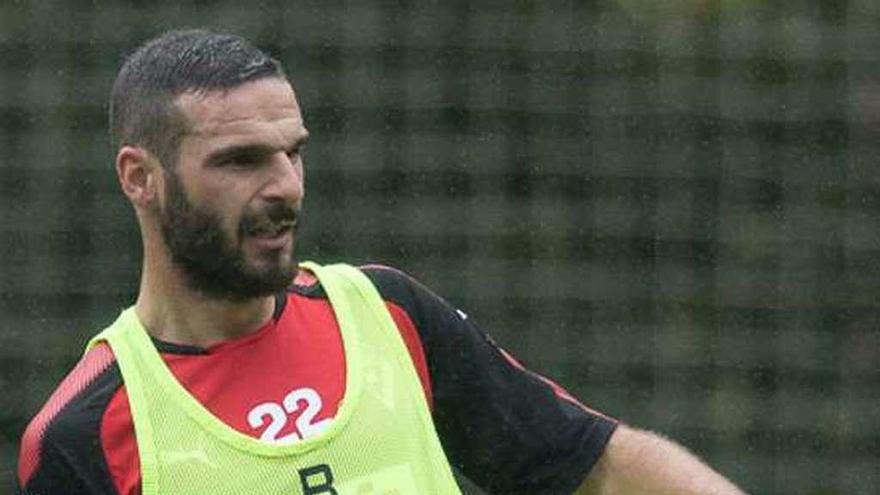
left=261, top=151, right=304, bottom=204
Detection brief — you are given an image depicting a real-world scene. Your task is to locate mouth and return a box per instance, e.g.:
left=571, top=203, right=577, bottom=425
left=246, top=218, right=296, bottom=238
left=241, top=203, right=300, bottom=253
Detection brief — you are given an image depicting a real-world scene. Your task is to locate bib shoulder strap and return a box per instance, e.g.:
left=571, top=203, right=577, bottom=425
left=300, top=262, right=391, bottom=325
left=85, top=307, right=136, bottom=353
left=81, top=307, right=161, bottom=495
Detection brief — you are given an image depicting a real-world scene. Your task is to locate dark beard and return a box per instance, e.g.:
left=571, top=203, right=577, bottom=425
left=158, top=170, right=299, bottom=301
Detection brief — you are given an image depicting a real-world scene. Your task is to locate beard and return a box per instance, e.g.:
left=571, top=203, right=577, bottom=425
left=158, top=170, right=299, bottom=301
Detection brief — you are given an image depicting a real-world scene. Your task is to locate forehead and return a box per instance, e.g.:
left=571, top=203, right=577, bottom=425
left=175, top=78, right=306, bottom=151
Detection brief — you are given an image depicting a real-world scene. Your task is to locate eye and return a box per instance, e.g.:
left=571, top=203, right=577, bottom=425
left=287, top=144, right=306, bottom=159
left=221, top=152, right=262, bottom=168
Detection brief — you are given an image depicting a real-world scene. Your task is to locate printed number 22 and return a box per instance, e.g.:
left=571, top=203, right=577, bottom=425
left=247, top=388, right=333, bottom=444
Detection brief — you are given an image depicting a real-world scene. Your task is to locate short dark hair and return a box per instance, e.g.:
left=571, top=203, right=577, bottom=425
left=109, top=29, right=285, bottom=168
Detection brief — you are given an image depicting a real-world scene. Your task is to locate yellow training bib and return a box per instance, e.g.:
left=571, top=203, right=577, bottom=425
left=88, top=262, right=462, bottom=495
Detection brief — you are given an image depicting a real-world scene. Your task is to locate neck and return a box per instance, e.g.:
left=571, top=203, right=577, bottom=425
left=134, top=237, right=276, bottom=349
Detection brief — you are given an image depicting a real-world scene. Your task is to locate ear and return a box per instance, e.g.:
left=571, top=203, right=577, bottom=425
left=116, top=145, right=160, bottom=207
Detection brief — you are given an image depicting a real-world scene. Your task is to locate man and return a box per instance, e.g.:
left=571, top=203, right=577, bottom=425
left=17, top=30, right=745, bottom=494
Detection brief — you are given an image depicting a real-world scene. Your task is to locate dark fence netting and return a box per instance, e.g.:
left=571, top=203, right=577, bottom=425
left=2, top=1, right=879, bottom=494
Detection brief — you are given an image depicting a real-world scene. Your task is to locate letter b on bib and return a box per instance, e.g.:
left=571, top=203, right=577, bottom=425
left=299, top=464, right=337, bottom=495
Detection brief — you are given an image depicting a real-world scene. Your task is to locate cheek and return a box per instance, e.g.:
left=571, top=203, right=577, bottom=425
left=190, top=191, right=245, bottom=237
left=221, top=202, right=248, bottom=236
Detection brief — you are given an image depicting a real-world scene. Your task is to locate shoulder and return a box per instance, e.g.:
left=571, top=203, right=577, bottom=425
left=292, top=262, right=465, bottom=410
left=295, top=263, right=435, bottom=299
left=359, top=264, right=443, bottom=310
left=294, top=263, right=458, bottom=329
left=336, top=266, right=618, bottom=494
left=349, top=264, right=472, bottom=362
left=18, top=343, right=122, bottom=494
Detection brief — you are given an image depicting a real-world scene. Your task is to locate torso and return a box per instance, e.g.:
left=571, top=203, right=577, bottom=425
left=18, top=265, right=617, bottom=495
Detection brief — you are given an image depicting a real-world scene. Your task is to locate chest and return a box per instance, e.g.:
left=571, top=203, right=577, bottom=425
left=162, top=297, right=346, bottom=442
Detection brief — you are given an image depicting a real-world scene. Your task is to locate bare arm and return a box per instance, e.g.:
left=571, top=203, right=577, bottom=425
left=576, top=424, right=747, bottom=495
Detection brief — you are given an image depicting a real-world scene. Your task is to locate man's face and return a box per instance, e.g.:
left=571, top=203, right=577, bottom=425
left=157, top=78, right=308, bottom=300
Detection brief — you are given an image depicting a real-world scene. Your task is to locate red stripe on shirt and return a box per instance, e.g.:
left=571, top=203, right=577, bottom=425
left=102, top=387, right=141, bottom=495
left=18, top=343, right=115, bottom=487
left=496, top=347, right=615, bottom=422
left=385, top=301, right=433, bottom=409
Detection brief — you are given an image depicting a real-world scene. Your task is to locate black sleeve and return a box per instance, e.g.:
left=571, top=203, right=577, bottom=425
left=18, top=361, right=122, bottom=495
left=362, top=266, right=618, bottom=495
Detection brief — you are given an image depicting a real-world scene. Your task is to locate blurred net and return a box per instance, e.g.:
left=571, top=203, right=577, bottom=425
left=1, top=1, right=879, bottom=493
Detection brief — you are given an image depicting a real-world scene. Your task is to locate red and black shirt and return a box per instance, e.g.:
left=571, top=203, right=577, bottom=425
left=17, top=265, right=617, bottom=495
